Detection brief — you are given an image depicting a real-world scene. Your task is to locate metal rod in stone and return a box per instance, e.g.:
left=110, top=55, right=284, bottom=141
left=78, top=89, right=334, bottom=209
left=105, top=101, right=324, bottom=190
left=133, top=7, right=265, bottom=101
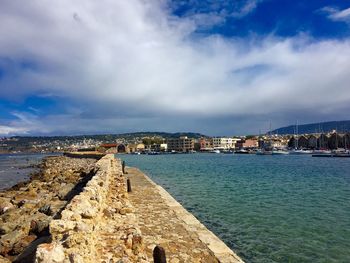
left=153, top=245, right=167, bottom=263
left=122, top=160, right=125, bottom=174
left=127, top=178, right=132, bottom=192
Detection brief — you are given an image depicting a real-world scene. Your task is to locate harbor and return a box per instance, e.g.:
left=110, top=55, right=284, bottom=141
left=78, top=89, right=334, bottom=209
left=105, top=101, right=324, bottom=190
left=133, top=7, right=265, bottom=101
left=120, top=153, right=350, bottom=263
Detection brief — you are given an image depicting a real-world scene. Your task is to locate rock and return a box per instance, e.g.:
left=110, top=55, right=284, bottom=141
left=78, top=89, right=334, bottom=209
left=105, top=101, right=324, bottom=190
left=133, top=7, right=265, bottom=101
left=74, top=222, right=92, bottom=233
left=50, top=220, right=76, bottom=235
left=72, top=198, right=98, bottom=219
left=132, top=234, right=143, bottom=254
left=0, top=255, right=11, bottom=263
left=10, top=235, right=37, bottom=255
left=35, top=243, right=65, bottom=263
left=0, top=230, right=25, bottom=255
left=57, top=183, right=75, bottom=200
left=68, top=253, right=84, bottom=263
left=170, top=258, right=180, bottom=263
left=119, top=207, right=132, bottom=215
left=116, top=257, right=131, bottom=263
left=102, top=208, right=113, bottom=218
left=0, top=225, right=11, bottom=236
left=13, top=236, right=51, bottom=263
left=0, top=199, right=14, bottom=215
left=125, top=235, right=133, bottom=249
left=30, top=218, right=50, bottom=236
left=38, top=204, right=52, bottom=216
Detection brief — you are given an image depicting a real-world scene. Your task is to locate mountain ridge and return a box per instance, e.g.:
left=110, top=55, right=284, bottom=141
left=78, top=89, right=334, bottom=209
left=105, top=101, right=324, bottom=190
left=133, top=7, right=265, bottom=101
left=272, top=120, right=350, bottom=135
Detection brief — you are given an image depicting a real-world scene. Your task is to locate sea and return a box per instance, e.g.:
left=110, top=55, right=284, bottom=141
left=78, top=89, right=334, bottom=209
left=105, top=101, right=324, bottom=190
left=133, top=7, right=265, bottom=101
left=1, top=153, right=349, bottom=262
left=0, top=153, right=59, bottom=191
left=119, top=153, right=350, bottom=263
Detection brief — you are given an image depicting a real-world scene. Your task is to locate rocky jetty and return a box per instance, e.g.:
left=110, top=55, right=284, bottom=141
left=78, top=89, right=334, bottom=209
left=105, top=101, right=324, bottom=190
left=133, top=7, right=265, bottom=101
left=0, top=156, right=97, bottom=262
left=1, top=154, right=244, bottom=263
left=34, top=155, right=148, bottom=263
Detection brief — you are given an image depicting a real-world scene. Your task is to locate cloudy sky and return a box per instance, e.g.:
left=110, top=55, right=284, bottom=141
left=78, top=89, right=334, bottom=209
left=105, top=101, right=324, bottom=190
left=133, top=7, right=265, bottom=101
left=1, top=0, right=350, bottom=136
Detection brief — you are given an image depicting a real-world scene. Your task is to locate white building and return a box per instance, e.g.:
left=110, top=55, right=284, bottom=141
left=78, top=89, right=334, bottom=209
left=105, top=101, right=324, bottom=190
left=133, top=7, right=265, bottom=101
left=212, top=137, right=239, bottom=149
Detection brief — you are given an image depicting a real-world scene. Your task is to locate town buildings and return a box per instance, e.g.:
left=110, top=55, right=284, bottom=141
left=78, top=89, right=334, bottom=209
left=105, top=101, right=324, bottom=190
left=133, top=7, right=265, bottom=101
left=212, top=137, right=239, bottom=150
left=167, top=136, right=194, bottom=152
left=235, top=138, right=259, bottom=149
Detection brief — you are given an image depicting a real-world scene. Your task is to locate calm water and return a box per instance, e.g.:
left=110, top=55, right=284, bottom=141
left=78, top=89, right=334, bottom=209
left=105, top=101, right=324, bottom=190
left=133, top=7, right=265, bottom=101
left=119, top=153, right=350, bottom=263
left=0, top=153, right=58, bottom=190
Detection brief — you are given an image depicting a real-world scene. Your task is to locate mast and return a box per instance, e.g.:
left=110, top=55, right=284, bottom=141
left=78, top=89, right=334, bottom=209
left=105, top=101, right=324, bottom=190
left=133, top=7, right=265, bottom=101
left=335, top=127, right=338, bottom=150
left=295, top=120, right=299, bottom=149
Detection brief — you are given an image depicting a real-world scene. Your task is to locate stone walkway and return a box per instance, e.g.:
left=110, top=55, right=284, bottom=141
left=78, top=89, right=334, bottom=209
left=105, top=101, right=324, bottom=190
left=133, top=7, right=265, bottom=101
left=126, top=167, right=244, bottom=263
left=94, top=160, right=148, bottom=263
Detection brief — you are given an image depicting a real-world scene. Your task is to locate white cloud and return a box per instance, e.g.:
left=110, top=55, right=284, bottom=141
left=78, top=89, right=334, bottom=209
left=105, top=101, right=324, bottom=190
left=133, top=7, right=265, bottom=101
left=0, top=125, right=29, bottom=136
left=321, top=6, right=350, bottom=22
left=231, top=0, right=260, bottom=18
left=0, top=0, right=350, bottom=135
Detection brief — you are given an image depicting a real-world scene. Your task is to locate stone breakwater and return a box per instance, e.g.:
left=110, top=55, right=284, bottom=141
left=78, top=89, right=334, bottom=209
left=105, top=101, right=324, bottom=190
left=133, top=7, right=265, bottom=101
left=35, top=154, right=148, bottom=262
left=1, top=154, right=244, bottom=263
left=0, top=156, right=97, bottom=262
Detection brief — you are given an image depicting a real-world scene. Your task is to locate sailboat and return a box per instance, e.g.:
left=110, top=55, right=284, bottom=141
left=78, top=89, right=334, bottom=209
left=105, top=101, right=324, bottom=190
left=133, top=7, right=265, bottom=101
left=289, top=121, right=312, bottom=154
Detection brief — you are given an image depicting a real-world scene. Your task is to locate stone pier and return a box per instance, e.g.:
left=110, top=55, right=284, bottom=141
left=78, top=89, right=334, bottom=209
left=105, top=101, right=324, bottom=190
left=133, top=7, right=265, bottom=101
left=30, top=154, right=244, bottom=262
left=126, top=167, right=244, bottom=263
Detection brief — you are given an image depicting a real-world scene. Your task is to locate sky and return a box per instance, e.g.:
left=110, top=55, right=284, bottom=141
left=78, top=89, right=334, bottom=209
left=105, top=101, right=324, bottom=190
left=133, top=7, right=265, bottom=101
left=1, top=0, right=350, bottom=136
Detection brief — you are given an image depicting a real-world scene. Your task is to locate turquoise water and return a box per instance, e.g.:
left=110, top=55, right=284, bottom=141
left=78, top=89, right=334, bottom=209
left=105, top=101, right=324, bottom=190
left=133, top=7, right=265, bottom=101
left=119, top=153, right=350, bottom=263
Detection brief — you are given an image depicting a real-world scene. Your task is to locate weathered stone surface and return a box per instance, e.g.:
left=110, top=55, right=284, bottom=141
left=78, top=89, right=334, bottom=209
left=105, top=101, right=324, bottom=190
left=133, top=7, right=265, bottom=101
left=0, top=156, right=97, bottom=260
left=0, top=198, right=14, bottom=215
left=10, top=235, right=37, bottom=255
left=57, top=183, right=75, bottom=200
left=13, top=236, right=51, bottom=263
left=38, top=204, right=52, bottom=216
left=127, top=167, right=244, bottom=263
left=37, top=155, right=149, bottom=262
left=35, top=243, right=65, bottom=263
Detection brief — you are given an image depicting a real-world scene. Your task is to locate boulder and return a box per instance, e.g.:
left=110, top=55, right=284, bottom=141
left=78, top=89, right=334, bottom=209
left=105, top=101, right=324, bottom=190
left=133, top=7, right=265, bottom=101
left=35, top=243, right=65, bottom=263
left=57, top=183, right=75, bottom=200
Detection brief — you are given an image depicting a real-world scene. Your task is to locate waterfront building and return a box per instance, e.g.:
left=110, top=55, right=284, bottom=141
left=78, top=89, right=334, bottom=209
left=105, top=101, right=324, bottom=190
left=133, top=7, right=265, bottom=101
left=328, top=133, right=344, bottom=149
left=288, top=135, right=308, bottom=149
left=167, top=137, right=194, bottom=152
left=212, top=137, right=238, bottom=150
left=236, top=139, right=258, bottom=149
left=150, top=143, right=168, bottom=152
left=128, top=143, right=145, bottom=153
left=199, top=138, right=213, bottom=151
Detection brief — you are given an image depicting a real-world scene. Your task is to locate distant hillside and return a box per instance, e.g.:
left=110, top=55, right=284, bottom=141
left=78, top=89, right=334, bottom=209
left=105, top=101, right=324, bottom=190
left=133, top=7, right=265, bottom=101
left=10, top=131, right=207, bottom=142
left=272, top=120, right=350, bottom=135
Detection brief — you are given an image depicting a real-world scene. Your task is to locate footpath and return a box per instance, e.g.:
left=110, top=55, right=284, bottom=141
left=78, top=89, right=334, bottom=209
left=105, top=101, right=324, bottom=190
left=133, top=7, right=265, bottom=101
left=126, top=167, right=244, bottom=263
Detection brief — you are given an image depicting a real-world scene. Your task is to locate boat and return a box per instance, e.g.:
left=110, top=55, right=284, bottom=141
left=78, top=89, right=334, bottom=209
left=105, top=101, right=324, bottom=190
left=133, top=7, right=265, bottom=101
left=256, top=149, right=273, bottom=155
left=289, top=149, right=313, bottom=154
left=272, top=150, right=289, bottom=155
left=148, top=151, right=161, bottom=155
left=210, top=149, right=221, bottom=154
left=311, top=150, right=331, bottom=157
left=222, top=150, right=234, bottom=154
left=235, top=149, right=250, bottom=154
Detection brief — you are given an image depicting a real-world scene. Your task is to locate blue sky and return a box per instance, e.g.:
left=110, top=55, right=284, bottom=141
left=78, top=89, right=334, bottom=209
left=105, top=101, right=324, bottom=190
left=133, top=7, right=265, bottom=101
left=172, top=0, right=350, bottom=38
left=0, top=0, right=350, bottom=136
